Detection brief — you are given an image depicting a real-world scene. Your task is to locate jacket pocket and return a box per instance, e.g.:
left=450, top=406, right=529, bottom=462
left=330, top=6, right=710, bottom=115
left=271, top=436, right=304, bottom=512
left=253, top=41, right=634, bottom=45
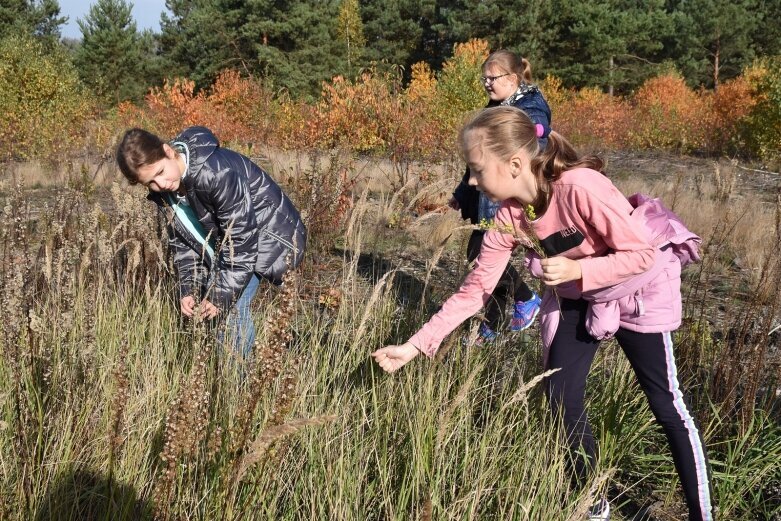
left=264, top=229, right=299, bottom=253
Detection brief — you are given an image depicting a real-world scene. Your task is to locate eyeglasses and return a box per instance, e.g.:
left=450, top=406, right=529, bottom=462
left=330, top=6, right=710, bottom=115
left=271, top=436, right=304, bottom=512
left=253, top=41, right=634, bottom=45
left=481, top=73, right=511, bottom=84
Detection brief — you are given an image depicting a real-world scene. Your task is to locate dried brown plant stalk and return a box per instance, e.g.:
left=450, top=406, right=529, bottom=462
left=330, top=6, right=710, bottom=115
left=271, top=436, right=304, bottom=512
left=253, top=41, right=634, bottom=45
left=420, top=495, right=433, bottom=521
left=501, top=368, right=561, bottom=413
left=402, top=178, right=452, bottom=215
left=354, top=269, right=397, bottom=345
left=420, top=236, right=450, bottom=308
left=565, top=470, right=614, bottom=521
left=229, top=269, right=297, bottom=456
left=153, top=336, right=212, bottom=519
left=267, top=360, right=300, bottom=427
left=234, top=414, right=337, bottom=483
left=436, top=363, right=482, bottom=449
left=109, top=343, right=130, bottom=461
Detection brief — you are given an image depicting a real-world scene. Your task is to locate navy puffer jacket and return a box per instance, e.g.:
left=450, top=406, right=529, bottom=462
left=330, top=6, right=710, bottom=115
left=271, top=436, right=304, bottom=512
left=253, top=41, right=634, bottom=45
left=149, top=126, right=306, bottom=310
left=453, top=88, right=552, bottom=224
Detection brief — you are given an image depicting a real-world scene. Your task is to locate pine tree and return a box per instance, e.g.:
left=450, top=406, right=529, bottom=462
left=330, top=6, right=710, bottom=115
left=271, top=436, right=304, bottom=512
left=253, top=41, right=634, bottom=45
left=160, top=0, right=252, bottom=89
left=244, top=0, right=346, bottom=98
left=74, top=0, right=148, bottom=103
left=666, top=0, right=760, bottom=89
left=359, top=0, right=425, bottom=72
left=755, top=0, right=781, bottom=56
left=444, top=0, right=556, bottom=75
left=356, top=0, right=459, bottom=79
left=544, top=0, right=673, bottom=92
left=0, top=0, right=66, bottom=44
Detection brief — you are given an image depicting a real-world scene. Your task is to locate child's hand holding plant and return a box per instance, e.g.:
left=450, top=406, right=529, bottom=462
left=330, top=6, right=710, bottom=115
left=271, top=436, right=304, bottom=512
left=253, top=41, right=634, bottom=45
left=520, top=204, right=581, bottom=286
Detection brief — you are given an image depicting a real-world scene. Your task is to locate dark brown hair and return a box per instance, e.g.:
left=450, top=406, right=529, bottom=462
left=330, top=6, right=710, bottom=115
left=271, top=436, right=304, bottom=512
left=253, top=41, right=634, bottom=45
left=116, top=128, right=167, bottom=184
left=458, top=106, right=604, bottom=215
left=482, top=49, right=533, bottom=85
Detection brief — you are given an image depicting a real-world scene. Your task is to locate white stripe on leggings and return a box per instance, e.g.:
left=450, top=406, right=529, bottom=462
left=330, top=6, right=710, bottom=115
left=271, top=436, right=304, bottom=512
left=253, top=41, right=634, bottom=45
left=663, top=331, right=713, bottom=521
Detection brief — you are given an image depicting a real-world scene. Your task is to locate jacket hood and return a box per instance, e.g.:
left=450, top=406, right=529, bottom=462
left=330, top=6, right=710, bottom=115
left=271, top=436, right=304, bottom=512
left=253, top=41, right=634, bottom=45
left=171, top=126, right=219, bottom=185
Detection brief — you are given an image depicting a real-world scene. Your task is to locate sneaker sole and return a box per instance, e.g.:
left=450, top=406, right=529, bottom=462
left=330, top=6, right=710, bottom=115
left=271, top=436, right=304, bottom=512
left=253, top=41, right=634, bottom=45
left=509, top=306, right=540, bottom=332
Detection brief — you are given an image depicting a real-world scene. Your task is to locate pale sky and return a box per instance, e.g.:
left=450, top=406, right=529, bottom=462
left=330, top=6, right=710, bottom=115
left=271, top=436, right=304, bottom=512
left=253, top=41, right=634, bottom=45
left=59, top=0, right=170, bottom=39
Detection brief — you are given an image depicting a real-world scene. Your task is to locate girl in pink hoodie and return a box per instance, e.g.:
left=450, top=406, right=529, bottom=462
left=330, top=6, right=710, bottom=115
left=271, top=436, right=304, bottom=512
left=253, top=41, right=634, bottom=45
left=372, top=106, right=713, bottom=521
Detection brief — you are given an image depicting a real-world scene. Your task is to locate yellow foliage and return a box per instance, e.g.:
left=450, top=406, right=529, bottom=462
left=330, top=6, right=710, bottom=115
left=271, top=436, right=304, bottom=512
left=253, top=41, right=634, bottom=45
left=538, top=75, right=567, bottom=111
left=406, top=61, right=437, bottom=102
left=0, top=34, right=92, bottom=162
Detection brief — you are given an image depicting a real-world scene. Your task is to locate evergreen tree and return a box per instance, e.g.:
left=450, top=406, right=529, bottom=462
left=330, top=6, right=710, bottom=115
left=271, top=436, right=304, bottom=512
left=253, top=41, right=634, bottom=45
left=360, top=0, right=426, bottom=73
left=445, top=0, right=556, bottom=73
left=138, top=28, right=169, bottom=94
left=666, top=0, right=761, bottom=89
left=160, top=0, right=252, bottom=89
left=411, top=0, right=460, bottom=73
left=244, top=0, right=347, bottom=98
left=0, top=0, right=65, bottom=43
left=31, top=0, right=63, bottom=41
left=74, top=0, right=149, bottom=103
left=544, top=0, right=673, bottom=92
left=755, top=0, right=781, bottom=56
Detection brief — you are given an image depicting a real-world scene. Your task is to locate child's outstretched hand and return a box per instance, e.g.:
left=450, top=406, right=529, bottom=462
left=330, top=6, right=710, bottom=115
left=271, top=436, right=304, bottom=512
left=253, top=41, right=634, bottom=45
left=371, top=342, right=420, bottom=373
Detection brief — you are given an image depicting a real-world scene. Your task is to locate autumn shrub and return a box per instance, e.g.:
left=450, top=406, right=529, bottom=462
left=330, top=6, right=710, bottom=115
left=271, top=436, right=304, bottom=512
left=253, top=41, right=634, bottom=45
left=702, top=75, right=758, bottom=155
left=115, top=70, right=279, bottom=151
left=298, top=66, right=450, bottom=166
left=312, top=72, right=395, bottom=152
left=116, top=78, right=204, bottom=139
left=301, top=39, right=487, bottom=161
left=283, top=150, right=356, bottom=252
left=551, top=85, right=632, bottom=149
left=743, top=57, right=781, bottom=164
left=274, top=93, right=318, bottom=151
left=86, top=41, right=777, bottom=166
left=203, top=69, right=278, bottom=146
left=430, top=39, right=490, bottom=140
left=629, top=72, right=709, bottom=152
left=402, top=62, right=447, bottom=161
left=537, top=75, right=566, bottom=111
left=0, top=34, right=92, bottom=163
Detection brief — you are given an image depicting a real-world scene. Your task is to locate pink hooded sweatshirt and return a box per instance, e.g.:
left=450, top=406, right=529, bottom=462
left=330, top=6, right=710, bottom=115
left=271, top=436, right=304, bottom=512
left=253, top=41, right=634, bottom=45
left=408, top=169, right=700, bottom=363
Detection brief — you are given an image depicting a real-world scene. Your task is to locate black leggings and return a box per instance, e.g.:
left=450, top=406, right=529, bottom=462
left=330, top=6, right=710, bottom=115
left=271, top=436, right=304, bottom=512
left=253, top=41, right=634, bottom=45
left=467, top=231, right=533, bottom=330
left=546, top=298, right=713, bottom=521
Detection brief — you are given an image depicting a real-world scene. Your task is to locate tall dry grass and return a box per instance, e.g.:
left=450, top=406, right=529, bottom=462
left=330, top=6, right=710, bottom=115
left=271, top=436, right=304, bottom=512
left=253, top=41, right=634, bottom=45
left=0, top=155, right=778, bottom=521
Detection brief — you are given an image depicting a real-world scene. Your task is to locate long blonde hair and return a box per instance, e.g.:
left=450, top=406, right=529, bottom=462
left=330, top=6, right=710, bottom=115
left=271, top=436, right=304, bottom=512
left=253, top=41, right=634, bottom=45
left=458, top=106, right=604, bottom=214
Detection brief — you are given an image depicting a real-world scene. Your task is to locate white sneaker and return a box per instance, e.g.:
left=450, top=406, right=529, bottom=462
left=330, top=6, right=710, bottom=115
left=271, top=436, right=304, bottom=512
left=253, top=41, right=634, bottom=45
left=587, top=498, right=610, bottom=520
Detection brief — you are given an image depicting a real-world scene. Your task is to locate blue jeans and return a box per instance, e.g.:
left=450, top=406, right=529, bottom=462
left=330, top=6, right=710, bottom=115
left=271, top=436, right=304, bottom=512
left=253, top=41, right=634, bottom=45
left=221, top=274, right=260, bottom=357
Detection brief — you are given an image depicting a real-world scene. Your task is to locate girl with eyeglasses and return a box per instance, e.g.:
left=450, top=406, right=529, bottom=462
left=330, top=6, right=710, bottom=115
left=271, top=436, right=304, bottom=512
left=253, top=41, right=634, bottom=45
left=448, top=49, right=552, bottom=344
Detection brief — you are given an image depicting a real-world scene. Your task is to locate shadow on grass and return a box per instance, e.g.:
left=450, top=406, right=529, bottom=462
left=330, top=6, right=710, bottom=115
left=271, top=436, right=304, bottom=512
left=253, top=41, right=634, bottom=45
left=34, top=469, right=153, bottom=521
left=349, top=249, right=440, bottom=311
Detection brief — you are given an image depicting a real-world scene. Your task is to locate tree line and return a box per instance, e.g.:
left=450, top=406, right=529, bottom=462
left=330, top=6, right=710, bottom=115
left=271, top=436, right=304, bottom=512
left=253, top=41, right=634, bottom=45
left=2, top=0, right=780, bottom=104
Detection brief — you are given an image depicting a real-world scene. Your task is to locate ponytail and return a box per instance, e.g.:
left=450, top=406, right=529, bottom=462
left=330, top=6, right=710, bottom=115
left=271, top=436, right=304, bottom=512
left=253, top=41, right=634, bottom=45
left=519, top=58, right=533, bottom=84
left=530, top=132, right=604, bottom=214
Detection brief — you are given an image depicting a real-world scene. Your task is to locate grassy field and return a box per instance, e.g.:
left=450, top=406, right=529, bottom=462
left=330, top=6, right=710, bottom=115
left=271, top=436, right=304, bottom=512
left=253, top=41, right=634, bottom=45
left=0, top=153, right=779, bottom=520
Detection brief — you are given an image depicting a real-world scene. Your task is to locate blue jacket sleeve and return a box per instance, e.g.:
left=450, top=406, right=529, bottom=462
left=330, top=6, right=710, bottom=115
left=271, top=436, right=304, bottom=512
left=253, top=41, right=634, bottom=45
left=516, top=93, right=552, bottom=150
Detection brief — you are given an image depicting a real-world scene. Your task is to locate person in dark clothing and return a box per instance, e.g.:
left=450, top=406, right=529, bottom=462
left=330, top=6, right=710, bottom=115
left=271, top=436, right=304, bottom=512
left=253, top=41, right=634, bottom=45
left=449, top=49, right=551, bottom=342
left=116, top=126, right=306, bottom=356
